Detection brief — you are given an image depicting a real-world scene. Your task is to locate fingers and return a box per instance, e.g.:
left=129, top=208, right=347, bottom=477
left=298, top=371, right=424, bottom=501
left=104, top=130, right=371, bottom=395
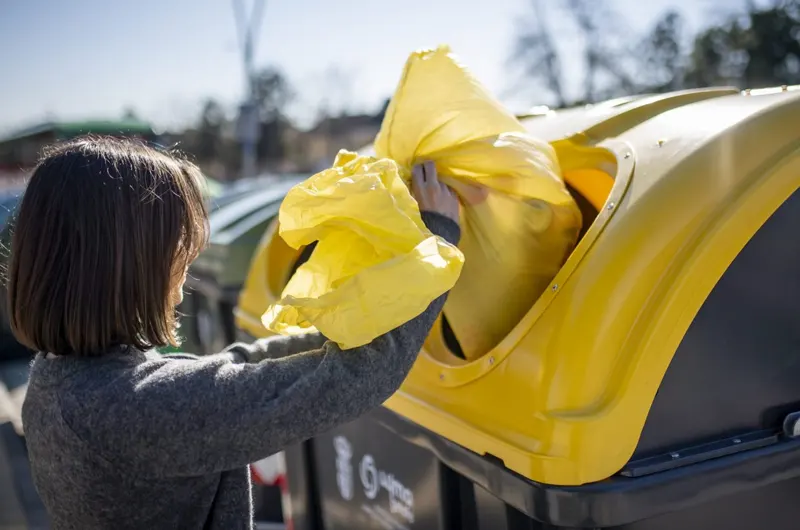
left=411, top=163, right=425, bottom=197
left=447, top=179, right=488, bottom=205
left=423, top=162, right=456, bottom=201
left=412, top=161, right=458, bottom=200
left=413, top=161, right=438, bottom=185
left=409, top=161, right=462, bottom=224
left=422, top=161, right=437, bottom=184
left=412, top=161, right=438, bottom=201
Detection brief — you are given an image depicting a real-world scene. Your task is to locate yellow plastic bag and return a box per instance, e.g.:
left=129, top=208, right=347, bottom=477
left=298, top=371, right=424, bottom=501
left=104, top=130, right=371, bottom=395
left=374, top=46, right=581, bottom=359
left=262, top=151, right=465, bottom=349
left=264, top=45, right=581, bottom=358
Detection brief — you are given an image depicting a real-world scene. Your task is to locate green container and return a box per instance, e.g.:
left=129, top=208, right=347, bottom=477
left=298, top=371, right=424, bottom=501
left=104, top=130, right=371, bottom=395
left=184, top=178, right=301, bottom=354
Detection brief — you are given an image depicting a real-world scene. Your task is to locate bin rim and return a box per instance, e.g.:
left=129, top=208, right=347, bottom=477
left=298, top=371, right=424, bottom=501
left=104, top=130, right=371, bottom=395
left=210, top=200, right=283, bottom=246
left=418, top=138, right=634, bottom=387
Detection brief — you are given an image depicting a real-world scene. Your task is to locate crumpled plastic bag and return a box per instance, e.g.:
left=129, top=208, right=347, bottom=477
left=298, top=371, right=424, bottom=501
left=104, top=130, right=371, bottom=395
left=262, top=151, right=465, bottom=349
left=264, top=45, right=581, bottom=357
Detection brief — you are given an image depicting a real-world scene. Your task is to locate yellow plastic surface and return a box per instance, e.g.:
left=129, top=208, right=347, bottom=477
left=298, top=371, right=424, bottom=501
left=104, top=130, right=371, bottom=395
left=386, top=87, right=800, bottom=485
left=236, top=86, right=800, bottom=485
left=563, top=169, right=613, bottom=211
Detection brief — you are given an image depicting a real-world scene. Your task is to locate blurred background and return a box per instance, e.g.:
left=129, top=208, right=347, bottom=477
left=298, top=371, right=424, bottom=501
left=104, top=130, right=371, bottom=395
left=1, top=0, right=799, bottom=185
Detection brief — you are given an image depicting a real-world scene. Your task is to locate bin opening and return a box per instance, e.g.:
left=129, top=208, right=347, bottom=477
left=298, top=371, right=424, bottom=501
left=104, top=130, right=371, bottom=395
left=266, top=154, right=615, bottom=367
left=564, top=167, right=613, bottom=238
left=287, top=241, right=318, bottom=284
left=426, top=161, right=615, bottom=364
left=441, top=314, right=465, bottom=360
left=431, top=167, right=609, bottom=361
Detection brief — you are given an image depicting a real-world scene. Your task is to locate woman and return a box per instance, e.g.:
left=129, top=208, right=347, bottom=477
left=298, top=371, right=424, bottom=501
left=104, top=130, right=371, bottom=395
left=10, top=137, right=460, bottom=530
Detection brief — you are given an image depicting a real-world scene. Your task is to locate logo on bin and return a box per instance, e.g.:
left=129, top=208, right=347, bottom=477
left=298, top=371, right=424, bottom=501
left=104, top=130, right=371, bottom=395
left=333, top=436, right=354, bottom=501
left=359, top=454, right=380, bottom=500
left=359, top=453, right=415, bottom=523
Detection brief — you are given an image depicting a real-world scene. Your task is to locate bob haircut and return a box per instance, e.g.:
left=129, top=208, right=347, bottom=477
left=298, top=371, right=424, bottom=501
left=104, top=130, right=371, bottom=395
left=8, top=136, right=209, bottom=356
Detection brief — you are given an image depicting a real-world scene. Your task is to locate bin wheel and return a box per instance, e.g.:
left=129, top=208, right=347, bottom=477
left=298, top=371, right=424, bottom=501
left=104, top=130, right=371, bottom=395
left=783, top=411, right=800, bottom=438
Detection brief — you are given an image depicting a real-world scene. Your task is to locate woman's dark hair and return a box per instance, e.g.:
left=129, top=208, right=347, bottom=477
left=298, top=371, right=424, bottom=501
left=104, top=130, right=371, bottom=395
left=8, top=136, right=209, bottom=356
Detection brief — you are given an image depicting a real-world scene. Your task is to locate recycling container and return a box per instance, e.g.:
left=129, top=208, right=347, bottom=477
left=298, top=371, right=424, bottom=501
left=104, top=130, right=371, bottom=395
left=169, top=176, right=250, bottom=354
left=237, top=85, right=800, bottom=529
left=186, top=178, right=300, bottom=354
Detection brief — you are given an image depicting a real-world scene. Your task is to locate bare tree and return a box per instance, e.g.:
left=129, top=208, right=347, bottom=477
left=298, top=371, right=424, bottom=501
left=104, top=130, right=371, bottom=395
left=512, top=0, right=636, bottom=107
left=512, top=0, right=567, bottom=107
left=638, top=11, right=688, bottom=93
left=685, top=0, right=800, bottom=88
left=251, top=67, right=293, bottom=121
left=197, top=99, right=226, bottom=162
left=564, top=0, right=636, bottom=101
left=250, top=67, right=293, bottom=166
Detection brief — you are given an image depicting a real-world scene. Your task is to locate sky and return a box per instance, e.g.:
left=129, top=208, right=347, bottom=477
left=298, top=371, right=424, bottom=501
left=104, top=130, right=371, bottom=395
left=0, top=0, right=754, bottom=135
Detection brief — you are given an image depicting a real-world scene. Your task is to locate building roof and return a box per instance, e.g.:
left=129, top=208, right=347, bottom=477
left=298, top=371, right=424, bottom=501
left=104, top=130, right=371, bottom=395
left=307, top=112, right=384, bottom=136
left=0, top=120, right=155, bottom=143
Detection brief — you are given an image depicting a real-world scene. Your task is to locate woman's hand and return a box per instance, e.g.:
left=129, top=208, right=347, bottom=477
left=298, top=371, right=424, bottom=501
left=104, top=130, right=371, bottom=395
left=411, top=161, right=460, bottom=225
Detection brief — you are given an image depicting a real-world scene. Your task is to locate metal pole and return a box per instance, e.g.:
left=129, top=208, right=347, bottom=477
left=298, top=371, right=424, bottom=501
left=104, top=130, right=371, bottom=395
left=232, top=0, right=266, bottom=179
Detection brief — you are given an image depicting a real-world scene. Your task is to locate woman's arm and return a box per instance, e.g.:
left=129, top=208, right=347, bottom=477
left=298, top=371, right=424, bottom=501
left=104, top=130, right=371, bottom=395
left=68, top=211, right=460, bottom=478
left=224, top=332, right=326, bottom=363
